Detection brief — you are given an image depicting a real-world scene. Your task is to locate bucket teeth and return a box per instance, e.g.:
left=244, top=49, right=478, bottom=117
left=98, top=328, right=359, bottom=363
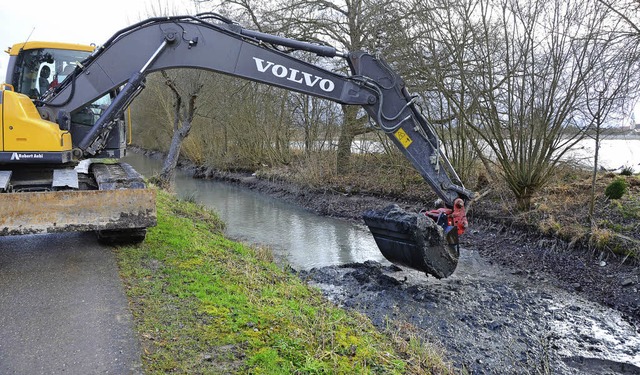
left=363, top=204, right=459, bottom=278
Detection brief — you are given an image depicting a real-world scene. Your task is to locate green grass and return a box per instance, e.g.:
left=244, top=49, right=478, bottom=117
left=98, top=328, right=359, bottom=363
left=115, top=190, right=453, bottom=374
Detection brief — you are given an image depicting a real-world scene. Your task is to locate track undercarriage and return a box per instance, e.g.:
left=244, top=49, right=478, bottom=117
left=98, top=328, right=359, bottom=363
left=0, top=161, right=156, bottom=244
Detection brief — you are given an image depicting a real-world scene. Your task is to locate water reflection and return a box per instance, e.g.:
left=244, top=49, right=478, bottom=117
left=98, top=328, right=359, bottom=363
left=123, top=152, right=387, bottom=270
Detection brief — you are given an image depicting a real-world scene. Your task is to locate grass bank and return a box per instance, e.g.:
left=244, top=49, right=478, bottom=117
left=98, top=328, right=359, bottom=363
left=115, top=190, right=454, bottom=374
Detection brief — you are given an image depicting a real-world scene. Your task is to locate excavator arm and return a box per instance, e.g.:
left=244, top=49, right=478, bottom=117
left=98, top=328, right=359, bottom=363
left=33, top=13, right=472, bottom=277
left=39, top=14, right=471, bottom=204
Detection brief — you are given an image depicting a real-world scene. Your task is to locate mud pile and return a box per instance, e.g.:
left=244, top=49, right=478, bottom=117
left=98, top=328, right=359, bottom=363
left=299, top=258, right=640, bottom=374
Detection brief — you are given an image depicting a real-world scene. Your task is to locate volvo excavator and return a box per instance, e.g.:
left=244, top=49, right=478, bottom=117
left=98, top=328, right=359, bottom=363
left=1, top=13, right=473, bottom=278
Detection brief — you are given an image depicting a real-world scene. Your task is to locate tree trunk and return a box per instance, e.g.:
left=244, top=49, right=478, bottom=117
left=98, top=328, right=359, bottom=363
left=336, top=131, right=355, bottom=175
left=589, top=124, right=601, bottom=225
left=516, top=192, right=533, bottom=211
left=158, top=120, right=192, bottom=191
left=157, top=71, right=200, bottom=191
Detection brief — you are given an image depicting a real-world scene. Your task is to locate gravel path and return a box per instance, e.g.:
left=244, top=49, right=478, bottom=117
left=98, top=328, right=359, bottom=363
left=0, top=232, right=142, bottom=374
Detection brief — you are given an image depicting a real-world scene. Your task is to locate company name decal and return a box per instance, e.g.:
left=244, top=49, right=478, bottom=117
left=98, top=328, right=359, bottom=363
left=10, top=152, right=44, bottom=160
left=253, top=57, right=336, bottom=93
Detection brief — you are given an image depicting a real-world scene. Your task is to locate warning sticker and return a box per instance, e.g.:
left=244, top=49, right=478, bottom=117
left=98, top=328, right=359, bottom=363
left=394, top=128, right=413, bottom=148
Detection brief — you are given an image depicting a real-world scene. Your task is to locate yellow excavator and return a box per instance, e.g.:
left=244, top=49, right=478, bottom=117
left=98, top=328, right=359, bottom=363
left=0, top=13, right=473, bottom=278
left=1, top=40, right=154, bottom=243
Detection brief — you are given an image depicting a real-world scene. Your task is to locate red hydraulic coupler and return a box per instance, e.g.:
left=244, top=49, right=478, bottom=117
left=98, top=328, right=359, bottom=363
left=424, top=198, right=468, bottom=236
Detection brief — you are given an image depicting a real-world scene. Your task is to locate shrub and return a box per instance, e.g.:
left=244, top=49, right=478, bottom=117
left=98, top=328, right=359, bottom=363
left=605, top=178, right=628, bottom=200
left=620, top=166, right=634, bottom=176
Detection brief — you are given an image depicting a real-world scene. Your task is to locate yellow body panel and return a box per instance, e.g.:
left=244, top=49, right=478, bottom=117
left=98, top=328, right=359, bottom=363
left=1, top=89, right=72, bottom=152
left=6, top=41, right=94, bottom=56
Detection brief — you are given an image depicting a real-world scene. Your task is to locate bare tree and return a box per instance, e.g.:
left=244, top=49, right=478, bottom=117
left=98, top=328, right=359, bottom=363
left=205, top=0, right=408, bottom=174
left=290, top=93, right=341, bottom=155
left=415, top=0, right=631, bottom=210
left=128, top=1, right=208, bottom=190
left=596, top=0, right=640, bottom=38
left=406, top=0, right=494, bottom=184
left=580, top=62, right=637, bottom=222
left=401, top=0, right=640, bottom=211
left=157, top=70, right=205, bottom=190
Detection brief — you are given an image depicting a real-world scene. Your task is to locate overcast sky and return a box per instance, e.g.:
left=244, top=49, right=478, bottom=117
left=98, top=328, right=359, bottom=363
left=0, top=0, right=199, bottom=82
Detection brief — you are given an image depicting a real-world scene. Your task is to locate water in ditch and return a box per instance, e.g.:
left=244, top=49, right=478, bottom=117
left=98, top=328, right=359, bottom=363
left=123, top=152, right=387, bottom=269
left=123, top=151, right=640, bottom=374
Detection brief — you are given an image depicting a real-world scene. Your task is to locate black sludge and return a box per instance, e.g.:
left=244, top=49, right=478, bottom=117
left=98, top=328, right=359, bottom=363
left=363, top=204, right=459, bottom=278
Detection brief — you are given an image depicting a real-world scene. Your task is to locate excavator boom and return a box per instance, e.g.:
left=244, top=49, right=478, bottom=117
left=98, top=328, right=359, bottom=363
left=2, top=13, right=473, bottom=277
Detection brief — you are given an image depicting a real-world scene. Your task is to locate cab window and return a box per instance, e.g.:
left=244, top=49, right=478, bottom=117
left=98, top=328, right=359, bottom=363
left=14, top=48, right=91, bottom=99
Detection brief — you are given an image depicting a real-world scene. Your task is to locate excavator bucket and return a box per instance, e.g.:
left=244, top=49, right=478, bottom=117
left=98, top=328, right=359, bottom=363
left=363, top=204, right=459, bottom=278
left=0, top=188, right=156, bottom=236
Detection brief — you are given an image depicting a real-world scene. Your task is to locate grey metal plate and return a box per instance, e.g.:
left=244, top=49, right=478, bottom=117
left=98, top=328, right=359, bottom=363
left=53, top=169, right=79, bottom=189
left=0, top=171, right=12, bottom=191
left=74, top=159, right=93, bottom=174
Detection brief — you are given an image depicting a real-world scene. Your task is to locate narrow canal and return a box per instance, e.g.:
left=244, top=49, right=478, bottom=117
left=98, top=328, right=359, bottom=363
left=123, top=151, right=386, bottom=269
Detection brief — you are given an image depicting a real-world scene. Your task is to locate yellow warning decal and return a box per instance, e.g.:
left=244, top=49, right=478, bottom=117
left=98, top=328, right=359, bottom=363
left=394, top=128, right=413, bottom=148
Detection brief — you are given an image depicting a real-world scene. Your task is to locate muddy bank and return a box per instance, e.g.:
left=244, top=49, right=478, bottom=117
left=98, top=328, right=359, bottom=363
left=190, top=165, right=640, bottom=325
left=192, top=168, right=640, bottom=373
left=298, top=260, right=640, bottom=374
left=187, top=166, right=640, bottom=372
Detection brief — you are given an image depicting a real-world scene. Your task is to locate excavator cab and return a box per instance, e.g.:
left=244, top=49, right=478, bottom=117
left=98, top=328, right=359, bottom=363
left=5, top=42, right=94, bottom=99
left=3, top=42, right=128, bottom=159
